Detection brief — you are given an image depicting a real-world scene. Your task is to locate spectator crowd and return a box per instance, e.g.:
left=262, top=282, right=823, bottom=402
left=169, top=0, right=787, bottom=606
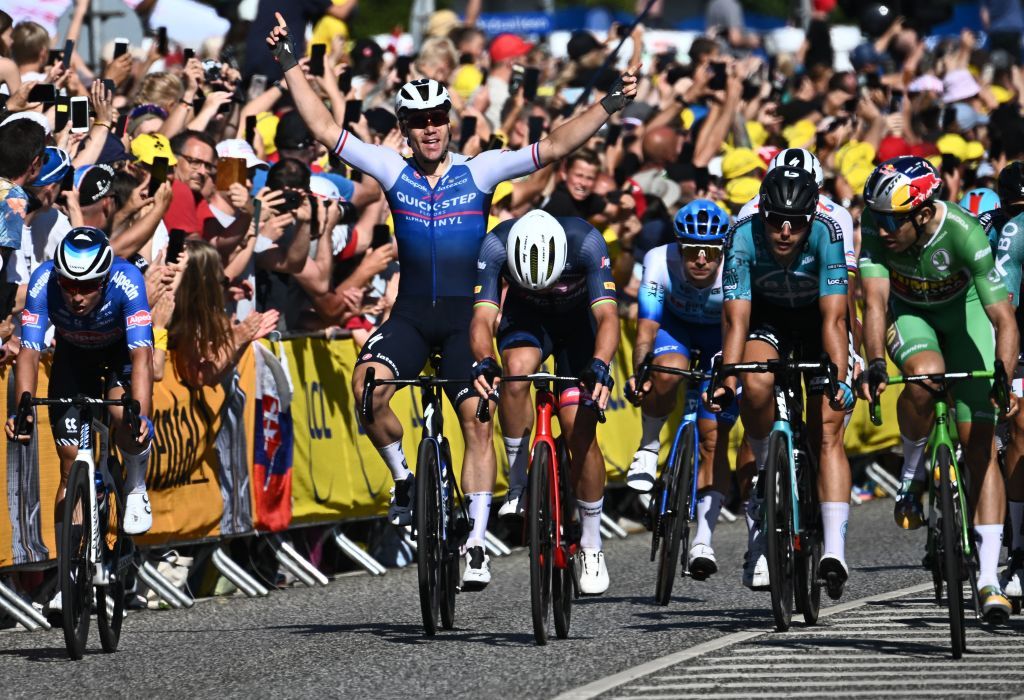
left=0, top=0, right=1021, bottom=383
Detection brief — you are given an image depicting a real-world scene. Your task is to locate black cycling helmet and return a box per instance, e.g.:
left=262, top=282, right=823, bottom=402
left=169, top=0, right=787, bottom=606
left=759, top=166, right=818, bottom=222
left=998, top=161, right=1024, bottom=205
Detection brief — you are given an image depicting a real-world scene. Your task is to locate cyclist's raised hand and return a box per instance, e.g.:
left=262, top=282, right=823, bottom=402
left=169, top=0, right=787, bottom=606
left=472, top=357, right=501, bottom=401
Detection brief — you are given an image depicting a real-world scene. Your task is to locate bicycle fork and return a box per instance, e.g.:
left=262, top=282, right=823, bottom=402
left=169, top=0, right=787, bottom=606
left=78, top=421, right=106, bottom=586
left=533, top=390, right=574, bottom=569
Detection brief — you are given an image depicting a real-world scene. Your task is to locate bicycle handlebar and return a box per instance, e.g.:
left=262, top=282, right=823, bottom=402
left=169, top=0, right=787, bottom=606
left=486, top=373, right=607, bottom=423
left=708, top=356, right=841, bottom=409
left=359, top=369, right=488, bottom=425
left=867, top=365, right=1009, bottom=427
left=629, top=351, right=709, bottom=407
left=14, top=391, right=141, bottom=438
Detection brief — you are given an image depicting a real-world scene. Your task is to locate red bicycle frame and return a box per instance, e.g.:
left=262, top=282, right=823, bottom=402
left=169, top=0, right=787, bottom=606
left=530, top=384, right=576, bottom=569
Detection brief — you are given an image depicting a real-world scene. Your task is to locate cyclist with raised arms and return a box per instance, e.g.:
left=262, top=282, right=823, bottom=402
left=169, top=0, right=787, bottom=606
left=5, top=228, right=155, bottom=550
left=266, top=16, right=638, bottom=589
left=470, top=211, right=618, bottom=594
left=707, top=167, right=855, bottom=599
left=626, top=200, right=738, bottom=580
left=857, top=156, right=1020, bottom=623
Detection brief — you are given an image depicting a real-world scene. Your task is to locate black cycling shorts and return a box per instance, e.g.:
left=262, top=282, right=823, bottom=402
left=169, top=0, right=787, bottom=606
left=355, top=297, right=476, bottom=408
left=497, top=295, right=596, bottom=400
left=48, top=340, right=132, bottom=446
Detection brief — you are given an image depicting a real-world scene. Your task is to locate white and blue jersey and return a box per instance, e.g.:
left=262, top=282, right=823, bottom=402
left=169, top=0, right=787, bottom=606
left=333, top=129, right=542, bottom=302
left=21, top=258, right=154, bottom=351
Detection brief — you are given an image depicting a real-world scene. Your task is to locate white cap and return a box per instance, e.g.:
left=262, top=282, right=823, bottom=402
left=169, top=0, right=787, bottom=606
left=309, top=175, right=341, bottom=200
left=1, top=111, right=51, bottom=135
left=215, top=138, right=268, bottom=170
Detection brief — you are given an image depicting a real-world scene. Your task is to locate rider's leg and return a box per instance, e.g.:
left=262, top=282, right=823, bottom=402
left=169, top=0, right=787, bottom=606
left=891, top=350, right=944, bottom=529
left=497, top=346, right=543, bottom=498
left=738, top=339, right=779, bottom=470
left=351, top=362, right=404, bottom=476
left=629, top=348, right=686, bottom=492
left=959, top=419, right=1007, bottom=592
left=106, top=382, right=154, bottom=535
left=692, top=416, right=733, bottom=549
left=808, top=394, right=853, bottom=567
left=458, top=394, right=497, bottom=548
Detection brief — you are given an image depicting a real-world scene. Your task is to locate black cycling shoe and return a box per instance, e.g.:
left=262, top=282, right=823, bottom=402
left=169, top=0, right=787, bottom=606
left=819, top=555, right=848, bottom=601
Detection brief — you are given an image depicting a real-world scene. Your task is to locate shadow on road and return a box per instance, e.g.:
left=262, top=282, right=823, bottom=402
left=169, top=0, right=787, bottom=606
left=622, top=606, right=771, bottom=634
left=269, top=621, right=545, bottom=647
left=0, top=646, right=97, bottom=662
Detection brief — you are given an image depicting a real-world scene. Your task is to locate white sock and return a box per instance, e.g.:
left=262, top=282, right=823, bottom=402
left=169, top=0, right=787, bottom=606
left=748, top=436, right=769, bottom=471
left=900, top=435, right=928, bottom=482
left=123, top=442, right=152, bottom=495
left=378, top=441, right=411, bottom=481
left=1010, top=501, right=1024, bottom=551
left=821, top=501, right=850, bottom=561
left=692, top=491, right=724, bottom=548
left=639, top=412, right=668, bottom=452
left=466, top=492, right=492, bottom=548
left=503, top=436, right=528, bottom=491
left=975, top=524, right=1004, bottom=590
left=578, top=498, right=604, bottom=550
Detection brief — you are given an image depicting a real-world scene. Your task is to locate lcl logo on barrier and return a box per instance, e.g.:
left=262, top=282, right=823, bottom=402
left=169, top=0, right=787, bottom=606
left=306, top=381, right=333, bottom=440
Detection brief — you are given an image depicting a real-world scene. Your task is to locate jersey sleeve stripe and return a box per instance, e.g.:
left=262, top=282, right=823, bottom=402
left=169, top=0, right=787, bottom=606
left=473, top=300, right=500, bottom=310
left=531, top=142, right=541, bottom=169
left=590, top=297, right=617, bottom=308
left=334, top=130, right=349, bottom=155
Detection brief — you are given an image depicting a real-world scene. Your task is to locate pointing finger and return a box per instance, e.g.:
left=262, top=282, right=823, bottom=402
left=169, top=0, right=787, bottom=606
left=275, top=11, right=287, bottom=29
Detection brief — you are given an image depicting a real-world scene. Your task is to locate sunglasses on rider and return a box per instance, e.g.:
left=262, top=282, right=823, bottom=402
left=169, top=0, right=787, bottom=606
left=679, top=243, right=724, bottom=263
left=873, top=211, right=911, bottom=232
left=57, top=276, right=104, bottom=296
left=763, top=211, right=812, bottom=231
left=403, top=109, right=450, bottom=129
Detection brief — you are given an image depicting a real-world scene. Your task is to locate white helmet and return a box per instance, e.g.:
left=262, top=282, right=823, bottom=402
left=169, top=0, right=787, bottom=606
left=505, top=211, right=567, bottom=291
left=768, top=147, right=824, bottom=189
left=395, top=79, right=452, bottom=115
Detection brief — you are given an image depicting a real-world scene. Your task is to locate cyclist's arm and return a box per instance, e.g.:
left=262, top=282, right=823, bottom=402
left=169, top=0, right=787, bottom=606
left=984, top=298, right=1021, bottom=385
left=129, top=345, right=154, bottom=419
left=859, top=273, right=889, bottom=363
left=721, top=231, right=752, bottom=392
left=12, top=346, right=39, bottom=409
left=635, top=248, right=666, bottom=374
left=278, top=62, right=342, bottom=158
left=820, top=293, right=850, bottom=385
left=471, top=229, right=507, bottom=361
left=994, top=214, right=1024, bottom=308
left=591, top=299, right=619, bottom=365
left=579, top=223, right=618, bottom=365
left=720, top=299, right=750, bottom=392
left=469, top=304, right=499, bottom=363
left=121, top=265, right=155, bottom=418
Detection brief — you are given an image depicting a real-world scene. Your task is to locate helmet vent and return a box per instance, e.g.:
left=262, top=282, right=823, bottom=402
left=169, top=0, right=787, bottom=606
left=547, top=238, right=556, bottom=279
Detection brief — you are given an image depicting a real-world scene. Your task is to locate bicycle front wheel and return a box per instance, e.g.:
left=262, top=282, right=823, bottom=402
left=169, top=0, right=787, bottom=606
left=765, top=432, right=794, bottom=632
left=552, top=440, right=574, bottom=640
left=794, top=449, right=822, bottom=626
left=61, top=461, right=93, bottom=660
left=96, top=457, right=127, bottom=653
left=655, top=423, right=695, bottom=606
left=528, top=441, right=553, bottom=645
left=938, top=444, right=966, bottom=659
left=438, top=441, right=458, bottom=631
left=415, top=439, right=442, bottom=636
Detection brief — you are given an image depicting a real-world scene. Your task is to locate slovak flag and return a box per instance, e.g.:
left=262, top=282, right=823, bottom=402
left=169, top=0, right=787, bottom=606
left=253, top=343, right=294, bottom=531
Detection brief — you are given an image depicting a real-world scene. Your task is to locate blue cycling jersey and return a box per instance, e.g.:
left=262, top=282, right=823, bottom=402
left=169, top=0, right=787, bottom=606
left=723, top=214, right=848, bottom=308
left=21, top=258, right=154, bottom=351
left=638, top=243, right=724, bottom=326
left=333, top=129, right=542, bottom=301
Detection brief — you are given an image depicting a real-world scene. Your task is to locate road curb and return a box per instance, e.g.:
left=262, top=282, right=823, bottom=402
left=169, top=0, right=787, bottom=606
left=553, top=580, right=933, bottom=700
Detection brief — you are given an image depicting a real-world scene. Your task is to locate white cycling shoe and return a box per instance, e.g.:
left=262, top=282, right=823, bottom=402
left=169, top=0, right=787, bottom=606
left=742, top=529, right=770, bottom=590
left=626, top=449, right=659, bottom=493
left=498, top=487, right=525, bottom=519
left=575, top=548, right=609, bottom=595
left=461, top=545, right=491, bottom=592
left=688, top=543, right=718, bottom=581
left=123, top=491, right=153, bottom=535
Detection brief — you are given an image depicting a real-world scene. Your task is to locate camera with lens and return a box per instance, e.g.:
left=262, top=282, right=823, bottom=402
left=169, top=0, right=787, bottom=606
left=202, top=59, right=223, bottom=84
left=337, top=200, right=358, bottom=224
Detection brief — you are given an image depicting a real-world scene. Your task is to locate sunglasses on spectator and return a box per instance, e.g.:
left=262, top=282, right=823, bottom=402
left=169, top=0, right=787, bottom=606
left=679, top=243, right=724, bottom=263
left=57, top=276, right=104, bottom=296
left=403, top=110, right=449, bottom=129
left=874, top=211, right=911, bottom=232
left=129, top=104, right=169, bottom=120
left=764, top=211, right=812, bottom=231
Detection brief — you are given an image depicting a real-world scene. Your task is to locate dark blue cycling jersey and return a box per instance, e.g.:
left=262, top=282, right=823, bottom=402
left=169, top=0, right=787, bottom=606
left=475, top=216, right=616, bottom=313
left=333, top=129, right=542, bottom=301
left=21, top=258, right=154, bottom=352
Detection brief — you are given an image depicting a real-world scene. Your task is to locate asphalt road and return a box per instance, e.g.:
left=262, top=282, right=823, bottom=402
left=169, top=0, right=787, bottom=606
left=0, top=498, right=1000, bottom=698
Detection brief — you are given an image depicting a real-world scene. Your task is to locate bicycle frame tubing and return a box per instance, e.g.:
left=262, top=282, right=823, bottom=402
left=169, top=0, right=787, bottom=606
left=870, top=370, right=1002, bottom=558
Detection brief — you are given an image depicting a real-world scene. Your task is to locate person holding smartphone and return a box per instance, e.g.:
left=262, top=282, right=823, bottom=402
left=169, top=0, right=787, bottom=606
left=267, top=13, right=640, bottom=589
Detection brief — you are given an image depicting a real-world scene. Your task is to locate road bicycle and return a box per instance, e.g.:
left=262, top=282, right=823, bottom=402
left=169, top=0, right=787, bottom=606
left=629, top=352, right=711, bottom=606
left=14, top=392, right=141, bottom=660
left=481, top=372, right=598, bottom=645
left=868, top=365, right=1009, bottom=659
left=711, top=356, right=840, bottom=632
left=361, top=356, right=480, bottom=636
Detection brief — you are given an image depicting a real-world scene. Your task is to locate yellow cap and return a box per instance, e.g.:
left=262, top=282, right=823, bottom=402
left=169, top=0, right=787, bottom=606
left=836, top=141, right=876, bottom=174
left=130, top=133, right=177, bottom=166
left=745, top=121, right=768, bottom=149
left=844, top=162, right=874, bottom=194
left=964, top=141, right=985, bottom=162
left=452, top=64, right=484, bottom=100
left=991, top=85, right=1013, bottom=104
left=725, top=176, right=761, bottom=205
left=255, top=112, right=280, bottom=157
left=783, top=119, right=816, bottom=150
left=722, top=148, right=764, bottom=180
left=936, top=133, right=983, bottom=162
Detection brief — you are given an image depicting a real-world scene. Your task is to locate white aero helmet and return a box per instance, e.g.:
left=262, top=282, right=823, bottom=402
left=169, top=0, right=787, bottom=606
left=505, top=211, right=568, bottom=292
left=768, top=147, right=824, bottom=189
left=395, top=79, right=452, bottom=115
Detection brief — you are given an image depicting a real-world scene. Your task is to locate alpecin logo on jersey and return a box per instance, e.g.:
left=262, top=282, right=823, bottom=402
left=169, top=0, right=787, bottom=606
left=110, top=270, right=140, bottom=301
left=20, top=310, right=40, bottom=327
left=126, top=310, right=152, bottom=328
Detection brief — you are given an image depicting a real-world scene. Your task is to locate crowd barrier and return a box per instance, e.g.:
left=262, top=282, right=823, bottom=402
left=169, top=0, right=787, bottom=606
left=0, top=330, right=900, bottom=570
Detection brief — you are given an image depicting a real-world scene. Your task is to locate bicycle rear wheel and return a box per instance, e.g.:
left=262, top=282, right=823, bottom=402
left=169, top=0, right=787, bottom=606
left=438, top=442, right=457, bottom=631
left=655, top=423, right=695, bottom=606
left=61, top=461, right=93, bottom=660
left=794, top=450, right=822, bottom=626
left=938, top=445, right=966, bottom=659
left=415, top=439, right=442, bottom=636
left=765, top=432, right=794, bottom=632
left=552, top=441, right=574, bottom=640
left=96, top=457, right=127, bottom=653
left=529, top=442, right=553, bottom=645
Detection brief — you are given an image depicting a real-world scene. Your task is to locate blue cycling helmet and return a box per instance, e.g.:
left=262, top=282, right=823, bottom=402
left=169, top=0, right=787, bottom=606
left=31, top=147, right=72, bottom=187
left=958, top=187, right=1001, bottom=217
left=673, top=199, right=731, bottom=243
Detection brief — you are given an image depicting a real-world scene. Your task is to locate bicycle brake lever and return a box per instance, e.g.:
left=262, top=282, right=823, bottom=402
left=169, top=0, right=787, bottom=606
left=476, top=396, right=491, bottom=423
left=14, top=391, right=33, bottom=437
